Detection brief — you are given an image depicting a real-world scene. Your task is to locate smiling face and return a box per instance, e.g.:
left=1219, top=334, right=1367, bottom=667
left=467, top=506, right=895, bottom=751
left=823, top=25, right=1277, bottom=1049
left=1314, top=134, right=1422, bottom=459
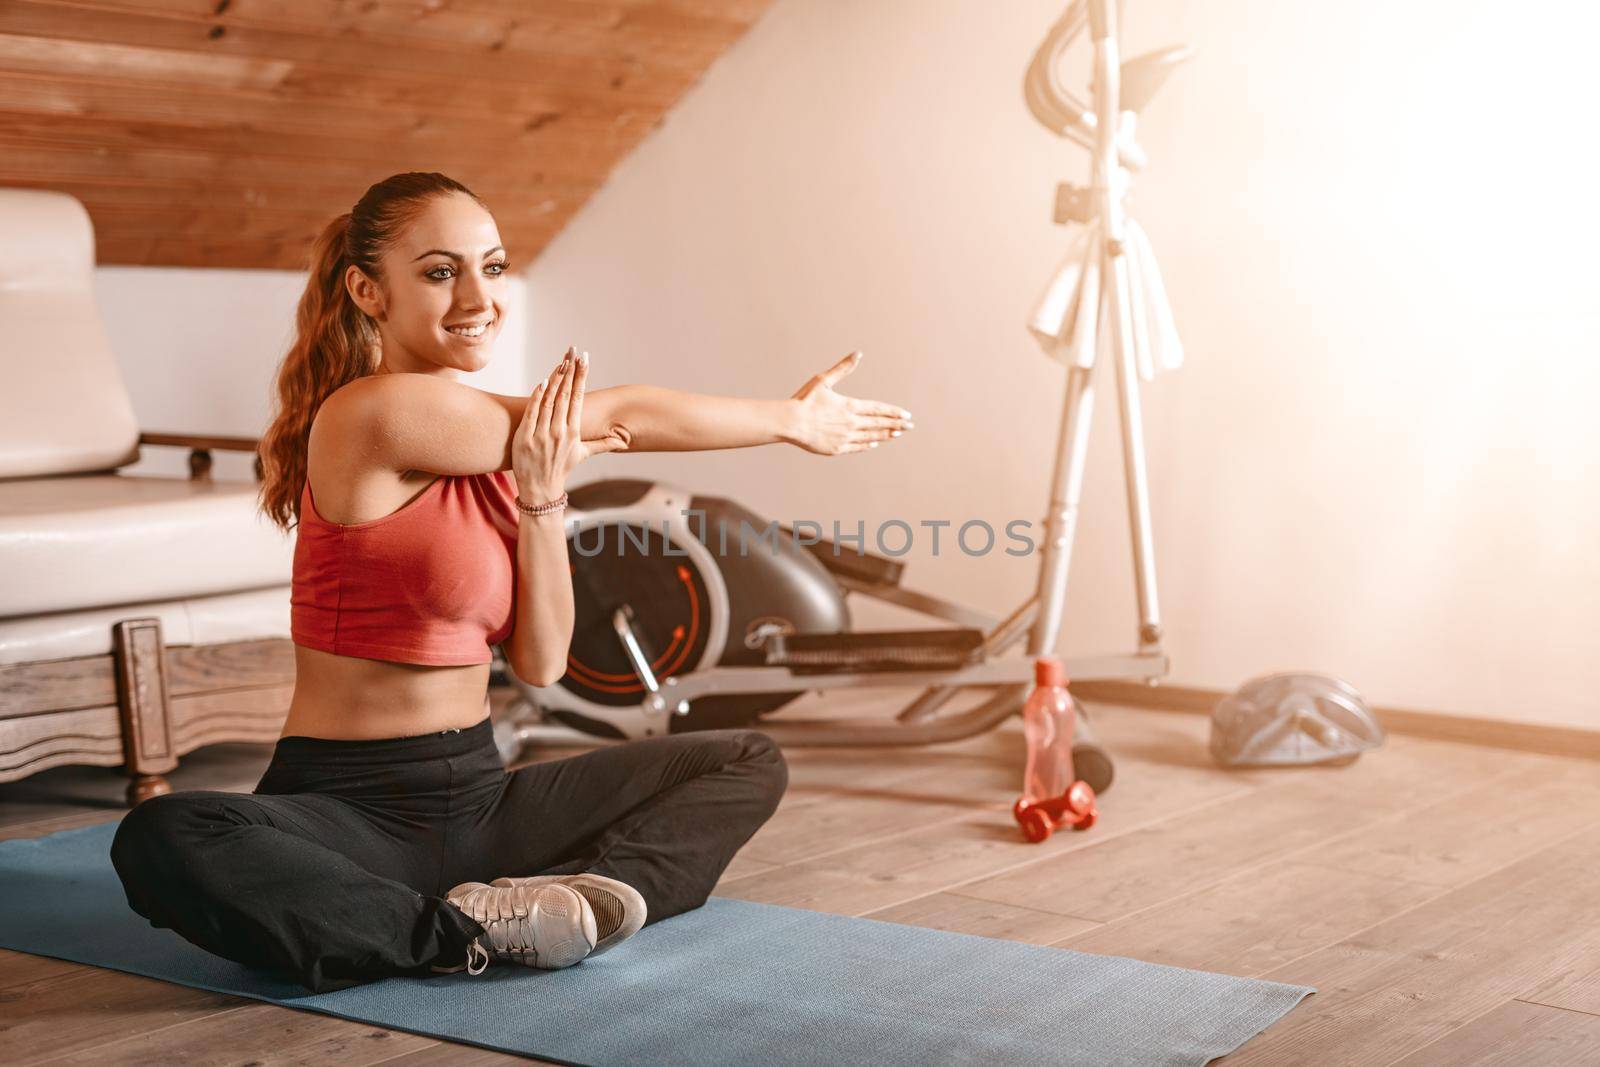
left=344, top=192, right=511, bottom=377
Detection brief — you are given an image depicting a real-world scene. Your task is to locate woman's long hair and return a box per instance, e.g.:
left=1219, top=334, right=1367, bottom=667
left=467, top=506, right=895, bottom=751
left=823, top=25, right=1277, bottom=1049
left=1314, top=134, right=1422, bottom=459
left=257, top=171, right=488, bottom=533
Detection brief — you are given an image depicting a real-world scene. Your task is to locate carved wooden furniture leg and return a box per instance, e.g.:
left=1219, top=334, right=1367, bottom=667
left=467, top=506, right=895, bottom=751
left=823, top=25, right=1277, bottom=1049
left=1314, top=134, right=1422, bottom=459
left=113, top=618, right=177, bottom=806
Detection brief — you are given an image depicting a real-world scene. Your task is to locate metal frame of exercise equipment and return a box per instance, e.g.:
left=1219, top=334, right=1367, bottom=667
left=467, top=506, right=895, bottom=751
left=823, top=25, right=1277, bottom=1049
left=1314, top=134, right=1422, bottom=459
left=498, top=0, right=1190, bottom=756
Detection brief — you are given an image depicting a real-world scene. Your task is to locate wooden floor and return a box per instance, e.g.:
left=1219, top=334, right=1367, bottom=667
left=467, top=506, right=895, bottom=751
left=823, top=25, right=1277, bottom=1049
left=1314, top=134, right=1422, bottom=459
left=3, top=688, right=1600, bottom=1065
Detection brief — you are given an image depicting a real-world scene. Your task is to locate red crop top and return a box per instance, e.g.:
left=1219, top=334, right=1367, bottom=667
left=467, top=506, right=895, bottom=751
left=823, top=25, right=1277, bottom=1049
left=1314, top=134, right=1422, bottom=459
left=290, top=470, right=521, bottom=666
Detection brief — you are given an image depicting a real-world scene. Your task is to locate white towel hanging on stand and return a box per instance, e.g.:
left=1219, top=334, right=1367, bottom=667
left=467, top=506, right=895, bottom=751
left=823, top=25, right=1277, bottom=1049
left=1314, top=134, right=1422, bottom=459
left=1125, top=218, right=1184, bottom=378
left=1027, top=218, right=1101, bottom=370
left=1026, top=216, right=1183, bottom=382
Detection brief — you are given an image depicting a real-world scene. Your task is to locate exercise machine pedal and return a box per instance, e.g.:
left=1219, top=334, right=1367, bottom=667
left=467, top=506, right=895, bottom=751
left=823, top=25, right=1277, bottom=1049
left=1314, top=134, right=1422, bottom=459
left=762, top=628, right=985, bottom=674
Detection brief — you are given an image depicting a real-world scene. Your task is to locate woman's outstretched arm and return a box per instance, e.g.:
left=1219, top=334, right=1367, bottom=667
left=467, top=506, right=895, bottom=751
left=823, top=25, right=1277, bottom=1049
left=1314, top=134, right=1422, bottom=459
left=360, top=352, right=915, bottom=476
left=577, top=351, right=915, bottom=456
left=584, top=384, right=798, bottom=452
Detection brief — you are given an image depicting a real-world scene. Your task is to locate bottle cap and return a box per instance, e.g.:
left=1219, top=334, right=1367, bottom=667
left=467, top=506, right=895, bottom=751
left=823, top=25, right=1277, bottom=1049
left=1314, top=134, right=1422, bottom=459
left=1035, top=656, right=1067, bottom=688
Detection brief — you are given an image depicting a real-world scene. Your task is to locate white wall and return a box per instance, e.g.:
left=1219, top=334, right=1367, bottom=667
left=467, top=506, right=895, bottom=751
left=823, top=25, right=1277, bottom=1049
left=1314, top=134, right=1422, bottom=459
left=521, top=0, right=1600, bottom=730
left=108, top=267, right=531, bottom=482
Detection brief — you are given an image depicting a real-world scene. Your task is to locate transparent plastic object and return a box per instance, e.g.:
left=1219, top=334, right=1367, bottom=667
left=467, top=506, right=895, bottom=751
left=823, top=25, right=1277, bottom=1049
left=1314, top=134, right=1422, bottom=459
left=1209, top=671, right=1384, bottom=767
left=1022, top=657, right=1077, bottom=801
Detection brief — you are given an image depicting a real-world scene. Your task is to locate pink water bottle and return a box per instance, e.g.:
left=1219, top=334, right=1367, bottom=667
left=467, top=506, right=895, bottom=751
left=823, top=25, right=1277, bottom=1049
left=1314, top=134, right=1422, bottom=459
left=1013, top=656, right=1098, bottom=842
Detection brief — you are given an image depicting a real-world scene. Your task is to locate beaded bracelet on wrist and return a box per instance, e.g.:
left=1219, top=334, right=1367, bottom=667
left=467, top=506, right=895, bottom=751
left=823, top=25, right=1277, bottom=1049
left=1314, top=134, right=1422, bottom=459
left=513, top=491, right=569, bottom=517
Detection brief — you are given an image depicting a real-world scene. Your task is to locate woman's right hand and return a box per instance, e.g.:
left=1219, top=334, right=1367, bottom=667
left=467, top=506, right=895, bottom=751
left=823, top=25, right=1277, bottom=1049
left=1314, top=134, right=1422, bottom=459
left=513, top=347, right=628, bottom=505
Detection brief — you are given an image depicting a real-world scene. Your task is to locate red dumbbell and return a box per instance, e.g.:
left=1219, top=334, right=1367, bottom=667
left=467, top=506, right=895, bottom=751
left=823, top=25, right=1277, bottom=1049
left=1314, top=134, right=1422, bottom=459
left=1012, top=780, right=1098, bottom=843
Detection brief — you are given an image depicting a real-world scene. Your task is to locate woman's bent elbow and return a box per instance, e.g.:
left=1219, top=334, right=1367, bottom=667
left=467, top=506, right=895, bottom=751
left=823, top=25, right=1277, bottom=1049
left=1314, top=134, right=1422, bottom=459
left=510, top=655, right=565, bottom=688
left=531, top=665, right=566, bottom=687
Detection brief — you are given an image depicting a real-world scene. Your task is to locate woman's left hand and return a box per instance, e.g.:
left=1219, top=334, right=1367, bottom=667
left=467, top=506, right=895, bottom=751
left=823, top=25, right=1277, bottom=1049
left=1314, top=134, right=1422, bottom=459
left=788, top=351, right=915, bottom=456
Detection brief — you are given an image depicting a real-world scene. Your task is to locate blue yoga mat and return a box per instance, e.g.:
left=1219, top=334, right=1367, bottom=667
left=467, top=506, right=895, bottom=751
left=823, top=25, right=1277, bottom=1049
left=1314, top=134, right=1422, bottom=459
left=0, top=822, right=1311, bottom=1066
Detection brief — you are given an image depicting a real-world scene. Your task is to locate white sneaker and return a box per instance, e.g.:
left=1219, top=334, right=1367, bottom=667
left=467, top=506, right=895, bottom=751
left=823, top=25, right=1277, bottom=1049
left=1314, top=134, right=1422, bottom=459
left=488, top=873, right=647, bottom=958
left=445, top=881, right=597, bottom=972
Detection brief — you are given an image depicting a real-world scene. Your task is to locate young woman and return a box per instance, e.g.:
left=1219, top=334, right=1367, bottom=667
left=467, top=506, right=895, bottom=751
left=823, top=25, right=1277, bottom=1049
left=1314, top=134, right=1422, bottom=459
left=109, top=171, right=915, bottom=994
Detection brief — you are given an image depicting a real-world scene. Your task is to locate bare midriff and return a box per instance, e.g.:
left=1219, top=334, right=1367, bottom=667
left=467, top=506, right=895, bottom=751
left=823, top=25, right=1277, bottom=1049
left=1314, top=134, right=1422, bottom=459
left=280, top=643, right=493, bottom=740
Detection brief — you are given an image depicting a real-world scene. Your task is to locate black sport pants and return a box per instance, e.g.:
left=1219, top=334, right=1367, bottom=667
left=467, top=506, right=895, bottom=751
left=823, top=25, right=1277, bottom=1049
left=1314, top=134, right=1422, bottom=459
left=109, top=719, right=788, bottom=992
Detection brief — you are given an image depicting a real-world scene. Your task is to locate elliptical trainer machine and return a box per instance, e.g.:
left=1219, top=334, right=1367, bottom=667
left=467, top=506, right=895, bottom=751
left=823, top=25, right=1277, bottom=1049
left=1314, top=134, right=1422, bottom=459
left=493, top=0, right=1192, bottom=796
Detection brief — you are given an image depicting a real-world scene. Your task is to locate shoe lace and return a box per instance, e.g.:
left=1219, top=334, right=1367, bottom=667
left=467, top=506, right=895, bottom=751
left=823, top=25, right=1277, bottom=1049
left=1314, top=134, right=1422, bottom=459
left=459, top=885, right=542, bottom=969
left=465, top=938, right=490, bottom=975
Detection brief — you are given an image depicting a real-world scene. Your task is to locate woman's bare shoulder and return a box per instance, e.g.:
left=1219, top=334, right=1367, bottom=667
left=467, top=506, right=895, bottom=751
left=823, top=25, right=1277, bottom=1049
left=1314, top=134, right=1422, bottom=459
left=305, top=380, right=441, bottom=523
left=307, top=381, right=375, bottom=477
left=316, top=373, right=515, bottom=479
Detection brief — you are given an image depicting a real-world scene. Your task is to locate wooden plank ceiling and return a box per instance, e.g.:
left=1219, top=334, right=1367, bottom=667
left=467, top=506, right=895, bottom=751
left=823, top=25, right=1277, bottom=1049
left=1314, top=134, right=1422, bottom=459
left=0, top=0, right=771, bottom=269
